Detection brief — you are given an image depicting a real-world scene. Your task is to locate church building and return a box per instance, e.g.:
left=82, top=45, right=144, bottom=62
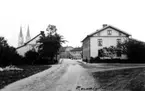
left=17, top=26, right=39, bottom=56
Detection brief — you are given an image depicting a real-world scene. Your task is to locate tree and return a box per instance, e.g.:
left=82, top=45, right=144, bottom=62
left=0, top=36, right=23, bottom=66
left=0, top=37, right=9, bottom=66
left=0, top=37, right=8, bottom=60
left=0, top=37, right=8, bottom=47
left=118, top=38, right=145, bottom=62
left=37, top=25, right=65, bottom=64
left=25, top=50, right=39, bottom=65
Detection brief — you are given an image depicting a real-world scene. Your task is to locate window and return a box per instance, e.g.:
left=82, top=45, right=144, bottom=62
left=117, top=39, right=121, bottom=44
left=107, top=30, right=112, bottom=35
left=119, top=32, right=121, bottom=36
left=98, top=39, right=102, bottom=46
left=117, top=50, right=121, bottom=57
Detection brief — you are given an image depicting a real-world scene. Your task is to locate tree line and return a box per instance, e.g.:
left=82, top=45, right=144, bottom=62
left=0, top=25, right=65, bottom=66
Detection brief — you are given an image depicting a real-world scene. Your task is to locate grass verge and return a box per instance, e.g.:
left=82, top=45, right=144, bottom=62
left=92, top=67, right=145, bottom=91
left=0, top=65, right=51, bottom=89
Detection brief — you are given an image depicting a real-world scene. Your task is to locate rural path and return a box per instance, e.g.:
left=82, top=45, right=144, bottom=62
left=1, top=59, right=145, bottom=91
left=0, top=59, right=95, bottom=91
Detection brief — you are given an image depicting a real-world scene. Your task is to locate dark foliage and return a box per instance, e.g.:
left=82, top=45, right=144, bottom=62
left=89, top=57, right=100, bottom=63
left=0, top=37, right=23, bottom=66
left=24, top=50, right=39, bottom=65
left=37, top=25, right=65, bottom=64
left=89, top=58, right=145, bottom=63
left=98, top=46, right=121, bottom=59
left=118, top=39, right=145, bottom=62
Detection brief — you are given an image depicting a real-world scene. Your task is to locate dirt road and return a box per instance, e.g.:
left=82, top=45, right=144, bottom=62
left=1, top=59, right=95, bottom=91
left=1, top=59, right=145, bottom=91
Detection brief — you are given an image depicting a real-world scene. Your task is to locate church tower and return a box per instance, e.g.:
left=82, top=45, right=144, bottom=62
left=26, top=25, right=31, bottom=42
left=25, top=25, right=32, bottom=51
left=17, top=25, right=38, bottom=56
left=18, top=26, right=24, bottom=47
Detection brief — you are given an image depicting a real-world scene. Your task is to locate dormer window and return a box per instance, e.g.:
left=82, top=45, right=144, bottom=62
left=107, top=30, right=112, bottom=35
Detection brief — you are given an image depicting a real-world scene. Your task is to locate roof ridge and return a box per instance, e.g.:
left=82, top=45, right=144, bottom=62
left=89, top=25, right=131, bottom=36
left=81, top=24, right=131, bottom=42
left=108, top=25, right=131, bottom=36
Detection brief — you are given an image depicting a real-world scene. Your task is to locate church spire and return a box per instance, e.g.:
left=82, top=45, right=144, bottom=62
left=18, top=26, right=24, bottom=47
left=26, top=25, right=31, bottom=43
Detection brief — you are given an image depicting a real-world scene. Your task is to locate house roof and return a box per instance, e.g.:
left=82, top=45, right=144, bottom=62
left=59, top=47, right=66, bottom=52
left=81, top=25, right=131, bottom=42
left=70, top=47, right=82, bottom=52
left=59, top=46, right=73, bottom=52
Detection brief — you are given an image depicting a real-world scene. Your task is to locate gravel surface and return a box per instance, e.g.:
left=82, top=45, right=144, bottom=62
left=1, top=59, right=145, bottom=91
left=0, top=64, right=67, bottom=91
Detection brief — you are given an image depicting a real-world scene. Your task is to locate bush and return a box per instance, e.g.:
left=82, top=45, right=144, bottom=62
left=119, top=39, right=145, bottom=62
left=90, top=57, right=100, bottom=63
left=89, top=56, right=145, bottom=63
left=24, top=50, right=39, bottom=65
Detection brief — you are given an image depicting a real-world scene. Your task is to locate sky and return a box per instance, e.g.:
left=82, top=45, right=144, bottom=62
left=0, top=0, right=145, bottom=48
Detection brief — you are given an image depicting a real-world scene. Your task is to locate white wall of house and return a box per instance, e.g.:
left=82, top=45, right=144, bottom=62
left=82, top=26, right=130, bottom=60
left=82, top=38, right=90, bottom=60
left=90, top=37, right=102, bottom=58
left=90, top=36, right=128, bottom=58
left=90, top=28, right=129, bottom=58
left=70, top=51, right=82, bottom=59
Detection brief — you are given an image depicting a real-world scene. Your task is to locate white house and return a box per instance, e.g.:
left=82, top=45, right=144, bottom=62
left=82, top=24, right=131, bottom=62
left=58, top=46, right=73, bottom=59
left=70, top=47, right=82, bottom=59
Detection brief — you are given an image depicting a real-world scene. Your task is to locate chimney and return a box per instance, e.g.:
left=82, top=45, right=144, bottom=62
left=103, top=24, right=107, bottom=28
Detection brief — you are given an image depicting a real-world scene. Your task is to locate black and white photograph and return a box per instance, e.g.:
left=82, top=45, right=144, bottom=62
left=0, top=0, right=145, bottom=91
